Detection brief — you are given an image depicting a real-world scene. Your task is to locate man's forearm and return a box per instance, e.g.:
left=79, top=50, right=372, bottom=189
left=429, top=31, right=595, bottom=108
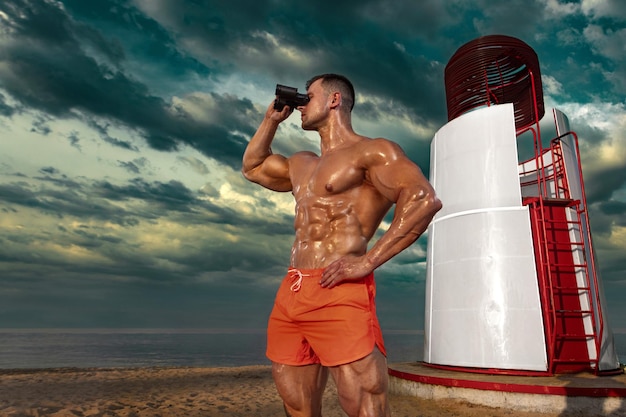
left=365, top=188, right=441, bottom=270
left=242, top=117, right=280, bottom=175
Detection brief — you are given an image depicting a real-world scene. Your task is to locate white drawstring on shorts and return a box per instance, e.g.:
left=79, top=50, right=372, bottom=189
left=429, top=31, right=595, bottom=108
left=288, top=268, right=310, bottom=292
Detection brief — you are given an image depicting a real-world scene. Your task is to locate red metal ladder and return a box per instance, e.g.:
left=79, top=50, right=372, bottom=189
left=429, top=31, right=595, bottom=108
left=524, top=195, right=599, bottom=374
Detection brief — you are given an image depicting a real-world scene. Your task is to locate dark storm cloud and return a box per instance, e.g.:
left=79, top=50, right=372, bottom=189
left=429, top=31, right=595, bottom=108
left=139, top=0, right=451, bottom=122
left=118, top=160, right=141, bottom=174
left=0, top=168, right=294, bottom=293
left=30, top=116, right=52, bottom=135
left=91, top=176, right=293, bottom=233
left=468, top=0, right=545, bottom=35
left=2, top=0, right=623, bottom=171
left=170, top=236, right=292, bottom=276
left=60, top=0, right=210, bottom=78
left=599, top=200, right=626, bottom=218
left=1, top=166, right=293, bottom=236
left=0, top=176, right=129, bottom=222
left=587, top=200, right=626, bottom=244
left=0, top=0, right=131, bottom=118
left=94, top=179, right=197, bottom=213
left=166, top=92, right=260, bottom=166
left=39, top=166, right=60, bottom=175
left=87, top=120, right=137, bottom=151
left=0, top=93, right=16, bottom=117
left=0, top=0, right=255, bottom=169
left=571, top=124, right=626, bottom=207
left=585, top=165, right=626, bottom=204
left=67, top=130, right=82, bottom=150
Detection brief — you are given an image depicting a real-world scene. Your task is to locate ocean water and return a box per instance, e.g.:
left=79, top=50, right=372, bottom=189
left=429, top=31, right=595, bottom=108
left=0, top=329, right=623, bottom=370
left=0, top=329, right=424, bottom=369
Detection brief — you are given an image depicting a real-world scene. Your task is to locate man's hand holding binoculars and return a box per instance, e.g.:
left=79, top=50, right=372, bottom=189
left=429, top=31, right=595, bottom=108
left=274, top=84, right=309, bottom=110
left=264, top=84, right=308, bottom=123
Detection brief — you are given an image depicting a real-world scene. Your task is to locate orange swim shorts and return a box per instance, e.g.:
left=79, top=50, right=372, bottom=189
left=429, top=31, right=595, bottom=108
left=266, top=267, right=386, bottom=367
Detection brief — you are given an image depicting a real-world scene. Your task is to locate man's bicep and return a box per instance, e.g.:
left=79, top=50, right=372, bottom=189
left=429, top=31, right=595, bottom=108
left=247, top=154, right=292, bottom=191
left=370, top=155, right=431, bottom=202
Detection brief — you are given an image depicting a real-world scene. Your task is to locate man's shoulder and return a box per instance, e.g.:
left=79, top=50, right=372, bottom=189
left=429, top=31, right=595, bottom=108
left=359, top=137, right=406, bottom=159
left=288, top=151, right=319, bottom=168
left=290, top=150, right=319, bottom=159
left=355, top=136, right=399, bottom=148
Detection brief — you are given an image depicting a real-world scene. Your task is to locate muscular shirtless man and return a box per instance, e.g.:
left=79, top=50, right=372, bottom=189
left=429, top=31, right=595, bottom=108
left=242, top=74, right=442, bottom=417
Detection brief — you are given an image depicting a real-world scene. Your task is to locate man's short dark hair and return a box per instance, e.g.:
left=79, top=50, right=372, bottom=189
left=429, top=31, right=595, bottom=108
left=306, top=73, right=355, bottom=111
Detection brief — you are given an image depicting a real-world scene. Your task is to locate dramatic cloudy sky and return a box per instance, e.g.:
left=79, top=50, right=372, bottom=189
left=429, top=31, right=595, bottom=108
left=0, top=0, right=624, bottom=336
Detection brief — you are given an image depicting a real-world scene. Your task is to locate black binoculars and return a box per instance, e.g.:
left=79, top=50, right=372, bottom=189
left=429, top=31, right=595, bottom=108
left=273, top=84, right=309, bottom=110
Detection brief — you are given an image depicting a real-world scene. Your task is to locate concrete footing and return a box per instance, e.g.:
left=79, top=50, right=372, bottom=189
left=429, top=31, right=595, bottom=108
left=388, top=362, right=626, bottom=416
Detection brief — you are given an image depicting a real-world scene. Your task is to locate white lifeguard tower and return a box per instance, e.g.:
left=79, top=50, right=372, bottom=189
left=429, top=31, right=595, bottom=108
left=423, top=35, right=621, bottom=375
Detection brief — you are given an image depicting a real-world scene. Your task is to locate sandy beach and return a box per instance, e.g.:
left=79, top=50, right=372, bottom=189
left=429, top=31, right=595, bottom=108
left=0, top=365, right=564, bottom=417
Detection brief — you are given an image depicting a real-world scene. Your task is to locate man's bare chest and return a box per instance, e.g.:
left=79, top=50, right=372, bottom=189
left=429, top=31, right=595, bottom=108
left=294, top=154, right=367, bottom=198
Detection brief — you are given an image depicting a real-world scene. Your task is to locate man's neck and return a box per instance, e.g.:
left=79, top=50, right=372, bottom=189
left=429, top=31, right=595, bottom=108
left=318, top=115, right=357, bottom=155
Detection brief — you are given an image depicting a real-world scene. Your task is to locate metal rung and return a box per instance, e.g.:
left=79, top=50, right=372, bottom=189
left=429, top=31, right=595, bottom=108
left=549, top=282, right=590, bottom=288
left=556, top=334, right=596, bottom=339
left=554, top=310, right=593, bottom=314
left=543, top=217, right=579, bottom=223
left=552, top=359, right=598, bottom=363
left=554, top=284, right=590, bottom=289
left=544, top=262, right=587, bottom=267
left=544, top=241, right=584, bottom=246
left=548, top=259, right=587, bottom=264
left=543, top=223, right=579, bottom=228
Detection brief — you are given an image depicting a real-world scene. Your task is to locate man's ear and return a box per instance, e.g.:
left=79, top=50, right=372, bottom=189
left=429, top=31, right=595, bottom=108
left=329, top=92, right=341, bottom=109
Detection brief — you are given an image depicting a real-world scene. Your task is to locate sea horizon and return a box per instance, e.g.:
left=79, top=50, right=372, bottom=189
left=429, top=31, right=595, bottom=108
left=0, top=328, right=427, bottom=370
left=0, top=328, right=623, bottom=371
left=0, top=327, right=427, bottom=334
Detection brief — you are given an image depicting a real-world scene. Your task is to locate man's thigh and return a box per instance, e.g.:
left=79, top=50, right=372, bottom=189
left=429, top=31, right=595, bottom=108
left=329, top=349, right=390, bottom=417
left=272, top=362, right=328, bottom=417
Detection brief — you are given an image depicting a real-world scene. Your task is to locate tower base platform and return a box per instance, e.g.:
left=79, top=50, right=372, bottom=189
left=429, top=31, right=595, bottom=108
left=388, top=362, right=626, bottom=416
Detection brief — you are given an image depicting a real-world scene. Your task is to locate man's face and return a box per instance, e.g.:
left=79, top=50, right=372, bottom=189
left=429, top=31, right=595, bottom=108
left=298, top=79, right=329, bottom=131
